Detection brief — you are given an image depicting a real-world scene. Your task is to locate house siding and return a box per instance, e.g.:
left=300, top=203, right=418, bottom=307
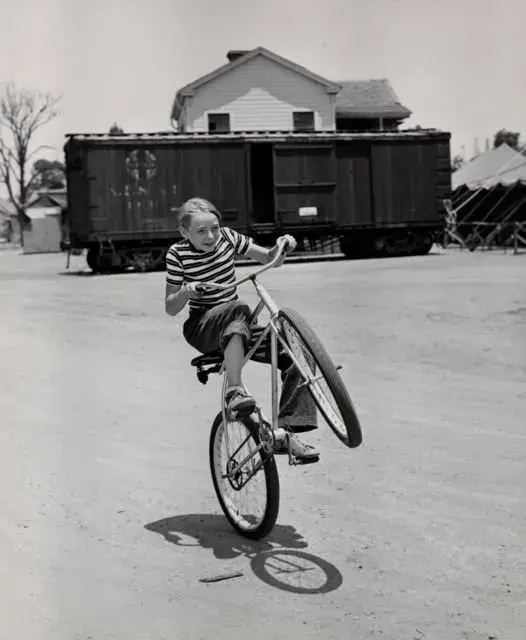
left=183, top=56, right=335, bottom=132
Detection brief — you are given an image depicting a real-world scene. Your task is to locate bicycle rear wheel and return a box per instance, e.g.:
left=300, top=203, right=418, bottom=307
left=279, top=307, right=363, bottom=448
left=209, top=412, right=280, bottom=540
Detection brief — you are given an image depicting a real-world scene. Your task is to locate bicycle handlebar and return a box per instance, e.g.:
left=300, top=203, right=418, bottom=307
left=196, top=237, right=292, bottom=292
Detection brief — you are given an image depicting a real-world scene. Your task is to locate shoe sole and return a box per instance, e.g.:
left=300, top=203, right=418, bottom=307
left=296, top=455, right=320, bottom=465
left=273, top=447, right=320, bottom=461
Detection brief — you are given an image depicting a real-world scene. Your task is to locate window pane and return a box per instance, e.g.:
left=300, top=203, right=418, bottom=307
left=208, top=113, right=230, bottom=133
left=293, top=111, right=314, bottom=132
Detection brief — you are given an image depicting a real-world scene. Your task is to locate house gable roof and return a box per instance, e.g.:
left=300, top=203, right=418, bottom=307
left=26, top=190, right=67, bottom=210
left=334, top=79, right=412, bottom=119
left=171, top=47, right=342, bottom=120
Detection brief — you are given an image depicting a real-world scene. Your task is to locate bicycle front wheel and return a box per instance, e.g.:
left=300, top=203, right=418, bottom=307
left=209, top=412, right=280, bottom=540
left=279, top=307, right=363, bottom=449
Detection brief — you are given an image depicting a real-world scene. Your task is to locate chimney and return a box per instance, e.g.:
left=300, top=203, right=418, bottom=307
left=227, top=50, right=250, bottom=63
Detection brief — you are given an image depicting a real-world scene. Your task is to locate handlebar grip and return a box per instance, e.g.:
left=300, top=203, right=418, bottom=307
left=277, top=236, right=294, bottom=254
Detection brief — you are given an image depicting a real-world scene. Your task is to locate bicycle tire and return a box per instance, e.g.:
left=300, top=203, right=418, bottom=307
left=209, top=412, right=280, bottom=540
left=279, top=307, right=363, bottom=449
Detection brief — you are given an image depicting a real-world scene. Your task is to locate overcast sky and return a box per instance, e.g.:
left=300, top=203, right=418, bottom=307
left=0, top=0, right=524, bottom=165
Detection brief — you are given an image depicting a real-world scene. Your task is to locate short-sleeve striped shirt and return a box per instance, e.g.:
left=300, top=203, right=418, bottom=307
left=165, top=227, right=253, bottom=310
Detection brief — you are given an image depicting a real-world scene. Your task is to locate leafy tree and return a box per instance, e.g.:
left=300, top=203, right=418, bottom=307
left=0, top=83, right=60, bottom=244
left=30, top=158, right=66, bottom=193
left=452, top=154, right=464, bottom=171
left=493, top=129, right=521, bottom=150
left=109, top=122, right=125, bottom=134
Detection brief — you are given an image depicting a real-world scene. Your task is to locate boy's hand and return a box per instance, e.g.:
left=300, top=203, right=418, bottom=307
left=184, top=282, right=205, bottom=298
left=272, top=234, right=297, bottom=266
left=279, top=234, right=297, bottom=254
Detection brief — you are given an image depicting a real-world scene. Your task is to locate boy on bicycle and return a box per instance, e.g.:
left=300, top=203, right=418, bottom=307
left=165, top=197, right=319, bottom=463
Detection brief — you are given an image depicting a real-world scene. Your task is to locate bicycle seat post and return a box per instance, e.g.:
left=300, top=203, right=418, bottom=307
left=270, top=327, right=279, bottom=430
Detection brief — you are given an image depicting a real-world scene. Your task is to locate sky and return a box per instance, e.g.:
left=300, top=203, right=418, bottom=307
left=0, top=0, right=525, bottom=175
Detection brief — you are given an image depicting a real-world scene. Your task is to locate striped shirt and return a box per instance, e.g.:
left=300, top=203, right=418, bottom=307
left=165, top=227, right=253, bottom=310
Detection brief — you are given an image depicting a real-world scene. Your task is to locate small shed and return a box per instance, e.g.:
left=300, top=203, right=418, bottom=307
left=23, top=191, right=67, bottom=254
left=0, top=198, right=20, bottom=244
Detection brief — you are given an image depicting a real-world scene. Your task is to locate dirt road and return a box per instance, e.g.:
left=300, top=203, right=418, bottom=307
left=1, top=248, right=524, bottom=640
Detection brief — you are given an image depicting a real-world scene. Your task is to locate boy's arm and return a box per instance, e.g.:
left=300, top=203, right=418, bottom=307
left=245, top=242, right=272, bottom=264
left=165, top=282, right=190, bottom=316
left=165, top=282, right=205, bottom=316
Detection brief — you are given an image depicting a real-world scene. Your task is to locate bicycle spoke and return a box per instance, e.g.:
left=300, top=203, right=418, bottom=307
left=279, top=312, right=360, bottom=445
left=213, top=419, right=269, bottom=531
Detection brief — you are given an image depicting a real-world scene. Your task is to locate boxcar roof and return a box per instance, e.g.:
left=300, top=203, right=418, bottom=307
left=64, top=129, right=449, bottom=146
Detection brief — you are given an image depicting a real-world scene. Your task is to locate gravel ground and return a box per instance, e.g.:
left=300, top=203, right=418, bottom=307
left=0, top=247, right=524, bottom=640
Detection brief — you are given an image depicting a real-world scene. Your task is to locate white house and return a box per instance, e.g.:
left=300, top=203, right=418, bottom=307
left=171, top=48, right=342, bottom=133
left=0, top=198, right=20, bottom=244
left=170, top=47, right=411, bottom=133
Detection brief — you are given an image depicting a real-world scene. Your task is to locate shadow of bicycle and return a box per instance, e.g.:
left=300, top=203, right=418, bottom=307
left=145, top=513, right=343, bottom=595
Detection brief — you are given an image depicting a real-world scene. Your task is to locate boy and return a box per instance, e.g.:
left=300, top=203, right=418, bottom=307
left=165, top=197, right=319, bottom=463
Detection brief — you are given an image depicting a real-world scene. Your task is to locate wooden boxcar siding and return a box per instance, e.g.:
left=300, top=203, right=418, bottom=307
left=435, top=139, right=452, bottom=215
left=335, top=142, right=373, bottom=227
left=370, top=141, right=442, bottom=225
left=80, top=142, right=248, bottom=240
left=185, top=56, right=335, bottom=132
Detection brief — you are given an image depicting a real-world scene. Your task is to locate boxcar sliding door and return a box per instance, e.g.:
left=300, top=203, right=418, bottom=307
left=272, top=143, right=337, bottom=228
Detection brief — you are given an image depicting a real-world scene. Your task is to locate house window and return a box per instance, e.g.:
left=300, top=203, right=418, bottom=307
left=208, top=113, right=230, bottom=133
left=293, top=111, right=315, bottom=132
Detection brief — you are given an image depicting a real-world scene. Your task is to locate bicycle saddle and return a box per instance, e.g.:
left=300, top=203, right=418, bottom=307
left=190, top=351, right=224, bottom=368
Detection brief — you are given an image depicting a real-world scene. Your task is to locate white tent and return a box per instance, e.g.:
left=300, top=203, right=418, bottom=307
left=452, top=143, right=526, bottom=190
left=447, top=144, right=526, bottom=252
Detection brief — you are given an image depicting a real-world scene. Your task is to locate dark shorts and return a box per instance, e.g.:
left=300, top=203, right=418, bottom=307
left=183, top=300, right=252, bottom=354
left=183, top=299, right=292, bottom=371
left=183, top=299, right=317, bottom=428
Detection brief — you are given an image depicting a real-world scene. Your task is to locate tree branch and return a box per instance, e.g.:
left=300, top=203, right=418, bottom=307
left=0, top=83, right=60, bottom=239
left=26, top=144, right=55, bottom=163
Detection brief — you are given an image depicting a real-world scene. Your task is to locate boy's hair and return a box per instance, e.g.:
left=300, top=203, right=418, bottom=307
left=178, top=197, right=222, bottom=230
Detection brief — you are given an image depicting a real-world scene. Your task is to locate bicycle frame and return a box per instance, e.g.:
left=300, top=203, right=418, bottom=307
left=219, top=279, right=311, bottom=474
left=199, top=243, right=324, bottom=480
left=200, top=242, right=315, bottom=439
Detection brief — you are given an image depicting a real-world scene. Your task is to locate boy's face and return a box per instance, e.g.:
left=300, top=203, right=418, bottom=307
left=182, top=211, right=221, bottom=252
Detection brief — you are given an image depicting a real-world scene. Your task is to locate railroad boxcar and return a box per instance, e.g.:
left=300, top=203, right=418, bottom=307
left=63, top=129, right=451, bottom=272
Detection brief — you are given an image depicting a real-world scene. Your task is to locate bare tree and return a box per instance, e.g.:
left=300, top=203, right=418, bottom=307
left=0, top=83, right=61, bottom=243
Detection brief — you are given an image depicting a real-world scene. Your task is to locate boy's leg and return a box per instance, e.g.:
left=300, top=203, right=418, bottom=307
left=249, top=326, right=318, bottom=432
left=248, top=327, right=319, bottom=461
left=278, top=364, right=318, bottom=433
left=223, top=333, right=256, bottom=416
left=223, top=333, right=245, bottom=388
left=184, top=300, right=256, bottom=416
left=275, top=364, right=319, bottom=461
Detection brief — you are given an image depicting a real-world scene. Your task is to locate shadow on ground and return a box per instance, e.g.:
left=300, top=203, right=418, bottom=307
left=58, top=269, right=97, bottom=277
left=145, top=512, right=343, bottom=594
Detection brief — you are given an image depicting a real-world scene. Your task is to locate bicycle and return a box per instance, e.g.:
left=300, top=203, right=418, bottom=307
left=190, top=239, right=363, bottom=540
